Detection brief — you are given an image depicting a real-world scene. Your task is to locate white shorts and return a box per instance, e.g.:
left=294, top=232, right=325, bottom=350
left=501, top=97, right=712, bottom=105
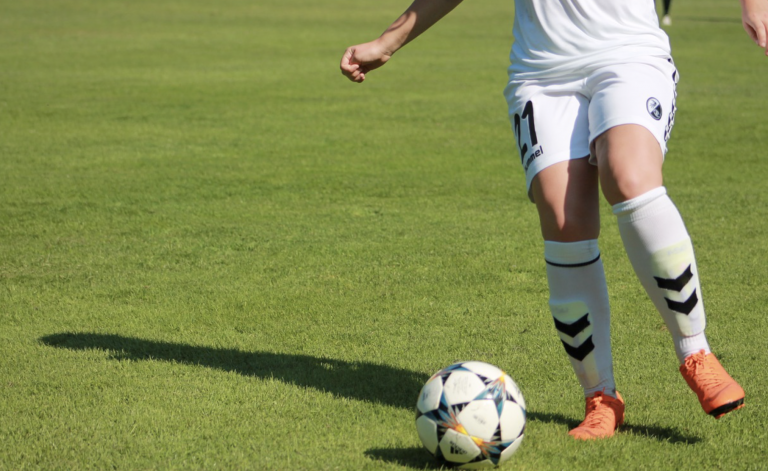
left=504, top=56, right=679, bottom=198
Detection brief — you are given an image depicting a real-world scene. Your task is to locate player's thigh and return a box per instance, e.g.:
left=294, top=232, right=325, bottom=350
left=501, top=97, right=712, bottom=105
left=505, top=79, right=600, bottom=241
left=505, top=78, right=591, bottom=200
left=594, top=124, right=663, bottom=205
left=586, top=58, right=678, bottom=204
left=530, top=158, right=600, bottom=242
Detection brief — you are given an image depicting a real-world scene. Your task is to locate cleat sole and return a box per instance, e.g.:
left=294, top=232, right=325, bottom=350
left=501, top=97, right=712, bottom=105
left=710, top=398, right=745, bottom=419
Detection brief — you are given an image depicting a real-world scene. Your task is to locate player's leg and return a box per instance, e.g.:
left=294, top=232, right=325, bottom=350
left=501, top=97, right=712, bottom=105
left=531, top=160, right=625, bottom=439
left=590, top=59, right=744, bottom=418
left=506, top=79, right=623, bottom=439
left=662, top=0, right=672, bottom=25
left=530, top=158, right=599, bottom=242
left=593, top=125, right=662, bottom=206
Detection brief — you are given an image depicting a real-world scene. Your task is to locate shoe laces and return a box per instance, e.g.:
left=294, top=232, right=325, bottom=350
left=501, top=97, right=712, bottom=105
left=684, top=350, right=723, bottom=389
left=580, top=392, right=615, bottom=428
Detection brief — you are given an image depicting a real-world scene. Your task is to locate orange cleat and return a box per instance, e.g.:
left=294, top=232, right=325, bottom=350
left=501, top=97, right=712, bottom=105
left=680, top=350, right=745, bottom=419
left=568, top=391, right=625, bottom=440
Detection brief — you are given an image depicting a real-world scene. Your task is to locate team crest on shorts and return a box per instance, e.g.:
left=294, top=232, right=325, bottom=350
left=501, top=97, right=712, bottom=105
left=647, top=97, right=662, bottom=121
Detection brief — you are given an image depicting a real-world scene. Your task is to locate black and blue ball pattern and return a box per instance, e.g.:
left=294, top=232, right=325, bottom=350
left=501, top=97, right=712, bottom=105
left=415, top=361, right=526, bottom=469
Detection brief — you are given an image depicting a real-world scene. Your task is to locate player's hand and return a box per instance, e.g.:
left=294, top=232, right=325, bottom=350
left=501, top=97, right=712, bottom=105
left=340, top=40, right=393, bottom=83
left=741, top=0, right=768, bottom=55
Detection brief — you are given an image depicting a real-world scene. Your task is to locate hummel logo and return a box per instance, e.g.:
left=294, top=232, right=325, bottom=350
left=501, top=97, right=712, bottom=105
left=654, top=265, right=693, bottom=291
left=523, top=145, right=544, bottom=172
left=554, top=313, right=590, bottom=338
left=665, top=291, right=699, bottom=315
left=552, top=308, right=594, bottom=361
left=655, top=264, right=698, bottom=315
left=561, top=336, right=595, bottom=361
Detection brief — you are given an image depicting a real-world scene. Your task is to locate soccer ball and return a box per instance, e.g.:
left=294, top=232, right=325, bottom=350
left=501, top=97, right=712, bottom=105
left=415, top=361, right=526, bottom=469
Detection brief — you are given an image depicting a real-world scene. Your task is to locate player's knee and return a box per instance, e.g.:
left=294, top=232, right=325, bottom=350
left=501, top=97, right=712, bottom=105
left=602, top=172, right=661, bottom=206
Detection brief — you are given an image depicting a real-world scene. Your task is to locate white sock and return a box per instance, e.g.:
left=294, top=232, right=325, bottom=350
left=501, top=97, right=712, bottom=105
left=613, top=187, right=710, bottom=363
left=545, top=240, right=616, bottom=397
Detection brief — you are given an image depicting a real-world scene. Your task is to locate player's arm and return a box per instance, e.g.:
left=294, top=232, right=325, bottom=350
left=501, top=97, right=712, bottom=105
left=340, top=0, right=464, bottom=83
left=740, top=0, right=768, bottom=55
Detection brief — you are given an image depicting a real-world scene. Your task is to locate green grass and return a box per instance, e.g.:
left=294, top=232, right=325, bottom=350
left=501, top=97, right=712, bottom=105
left=1, top=0, right=767, bottom=469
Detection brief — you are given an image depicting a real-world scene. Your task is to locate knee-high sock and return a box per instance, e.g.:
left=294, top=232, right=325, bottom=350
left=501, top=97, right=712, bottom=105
left=545, top=240, right=615, bottom=397
left=663, top=0, right=672, bottom=16
left=613, top=187, right=710, bottom=363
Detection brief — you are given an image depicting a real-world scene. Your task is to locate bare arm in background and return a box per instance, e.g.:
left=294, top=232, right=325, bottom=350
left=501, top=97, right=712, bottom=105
left=340, top=0, right=464, bottom=83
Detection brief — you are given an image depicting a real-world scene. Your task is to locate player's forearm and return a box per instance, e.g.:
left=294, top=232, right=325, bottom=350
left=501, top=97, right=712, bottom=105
left=740, top=0, right=768, bottom=18
left=741, top=0, right=764, bottom=8
left=375, top=0, right=464, bottom=55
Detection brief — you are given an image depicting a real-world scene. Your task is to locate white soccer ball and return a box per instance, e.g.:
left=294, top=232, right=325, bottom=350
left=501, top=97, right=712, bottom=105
left=415, top=361, right=526, bottom=469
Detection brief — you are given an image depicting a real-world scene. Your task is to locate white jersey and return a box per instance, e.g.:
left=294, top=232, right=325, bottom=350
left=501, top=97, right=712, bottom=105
left=509, top=0, right=671, bottom=80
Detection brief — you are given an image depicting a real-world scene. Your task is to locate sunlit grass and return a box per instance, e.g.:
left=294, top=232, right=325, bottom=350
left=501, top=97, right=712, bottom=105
left=1, top=0, right=766, bottom=469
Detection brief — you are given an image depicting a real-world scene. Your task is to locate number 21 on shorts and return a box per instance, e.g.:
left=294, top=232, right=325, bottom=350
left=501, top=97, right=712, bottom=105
left=514, top=100, right=543, bottom=172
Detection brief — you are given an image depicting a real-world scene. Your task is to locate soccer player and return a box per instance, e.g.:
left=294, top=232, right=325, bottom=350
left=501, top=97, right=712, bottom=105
left=340, top=0, right=768, bottom=439
left=661, top=0, right=673, bottom=26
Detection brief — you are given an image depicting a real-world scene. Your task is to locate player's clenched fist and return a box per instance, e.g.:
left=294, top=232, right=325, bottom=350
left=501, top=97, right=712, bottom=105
left=340, top=40, right=393, bottom=83
left=338, top=1, right=463, bottom=83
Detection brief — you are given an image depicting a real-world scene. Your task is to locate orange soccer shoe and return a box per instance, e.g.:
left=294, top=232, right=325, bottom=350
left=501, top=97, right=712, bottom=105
left=680, top=350, right=745, bottom=419
left=569, top=391, right=625, bottom=440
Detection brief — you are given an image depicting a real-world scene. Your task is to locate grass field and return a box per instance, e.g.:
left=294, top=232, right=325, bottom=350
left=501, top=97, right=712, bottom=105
left=1, top=0, right=767, bottom=469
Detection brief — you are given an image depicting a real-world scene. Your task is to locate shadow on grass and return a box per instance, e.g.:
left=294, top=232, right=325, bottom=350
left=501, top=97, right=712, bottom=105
left=365, top=446, right=444, bottom=470
left=364, top=412, right=699, bottom=469
left=527, top=411, right=700, bottom=444
left=40, top=332, right=699, bottom=446
left=40, top=332, right=428, bottom=410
